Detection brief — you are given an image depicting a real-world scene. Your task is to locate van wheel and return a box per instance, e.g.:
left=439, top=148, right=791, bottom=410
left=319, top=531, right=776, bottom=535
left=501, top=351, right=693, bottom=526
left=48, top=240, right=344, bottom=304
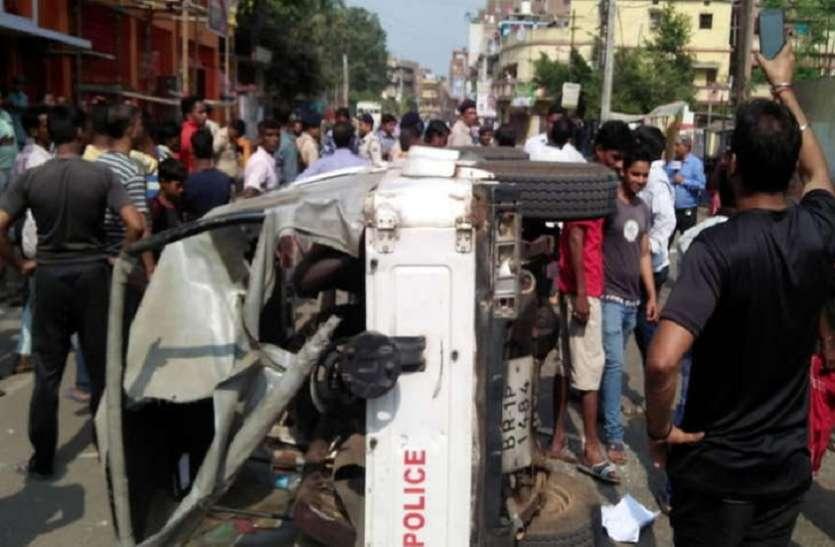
left=517, top=472, right=597, bottom=546
left=483, top=161, right=618, bottom=221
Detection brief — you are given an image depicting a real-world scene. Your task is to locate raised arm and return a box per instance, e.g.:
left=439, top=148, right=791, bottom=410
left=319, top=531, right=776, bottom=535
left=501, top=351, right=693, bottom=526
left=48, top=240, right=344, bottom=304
left=756, top=43, right=832, bottom=196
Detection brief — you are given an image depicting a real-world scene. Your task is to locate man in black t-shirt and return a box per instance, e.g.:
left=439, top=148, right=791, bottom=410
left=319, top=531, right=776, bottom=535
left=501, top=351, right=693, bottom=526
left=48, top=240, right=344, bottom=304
left=183, top=128, right=232, bottom=220
left=645, top=44, right=835, bottom=545
left=0, top=106, right=144, bottom=479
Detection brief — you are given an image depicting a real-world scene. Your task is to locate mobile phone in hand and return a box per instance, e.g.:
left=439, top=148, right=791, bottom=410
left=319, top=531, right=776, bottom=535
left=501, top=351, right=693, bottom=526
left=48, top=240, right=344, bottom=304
left=759, top=9, right=785, bottom=60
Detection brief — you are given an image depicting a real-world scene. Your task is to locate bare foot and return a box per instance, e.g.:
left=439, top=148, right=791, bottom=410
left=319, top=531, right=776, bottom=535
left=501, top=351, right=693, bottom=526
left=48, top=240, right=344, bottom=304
left=607, top=443, right=628, bottom=465
left=548, top=436, right=577, bottom=463
left=64, top=387, right=91, bottom=403
left=583, top=444, right=606, bottom=467
left=14, top=355, right=33, bottom=374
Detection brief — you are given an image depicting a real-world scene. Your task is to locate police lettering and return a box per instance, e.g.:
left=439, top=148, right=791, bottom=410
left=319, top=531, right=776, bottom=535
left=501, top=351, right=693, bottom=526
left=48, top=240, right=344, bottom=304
left=402, top=449, right=426, bottom=546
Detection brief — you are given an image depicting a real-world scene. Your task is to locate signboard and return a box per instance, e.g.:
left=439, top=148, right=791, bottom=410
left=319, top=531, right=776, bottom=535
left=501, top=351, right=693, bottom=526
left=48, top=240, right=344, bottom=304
left=511, top=82, right=537, bottom=109
left=476, top=80, right=496, bottom=118
left=561, top=82, right=581, bottom=110
left=208, top=0, right=228, bottom=37
left=252, top=46, right=273, bottom=65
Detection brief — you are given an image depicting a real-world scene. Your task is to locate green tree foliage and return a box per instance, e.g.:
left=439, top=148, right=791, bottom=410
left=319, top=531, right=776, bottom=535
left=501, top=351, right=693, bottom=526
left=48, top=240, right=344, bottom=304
left=533, top=2, right=695, bottom=116
left=382, top=96, right=418, bottom=117
left=236, top=0, right=389, bottom=105
left=533, top=48, right=601, bottom=114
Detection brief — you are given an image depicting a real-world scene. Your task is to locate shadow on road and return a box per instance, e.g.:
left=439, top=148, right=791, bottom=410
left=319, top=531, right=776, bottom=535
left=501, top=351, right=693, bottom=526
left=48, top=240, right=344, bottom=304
left=624, top=417, right=667, bottom=500
left=802, top=480, right=835, bottom=539
left=0, top=419, right=94, bottom=545
left=0, top=480, right=85, bottom=545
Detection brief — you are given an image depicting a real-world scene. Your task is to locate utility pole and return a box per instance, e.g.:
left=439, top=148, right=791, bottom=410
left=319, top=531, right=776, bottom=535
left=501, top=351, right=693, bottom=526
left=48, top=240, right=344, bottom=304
left=181, top=0, right=189, bottom=95
left=570, top=9, right=576, bottom=66
left=732, top=0, right=756, bottom=104
left=224, top=28, right=232, bottom=120
left=600, top=0, right=616, bottom=120
left=342, top=54, right=350, bottom=108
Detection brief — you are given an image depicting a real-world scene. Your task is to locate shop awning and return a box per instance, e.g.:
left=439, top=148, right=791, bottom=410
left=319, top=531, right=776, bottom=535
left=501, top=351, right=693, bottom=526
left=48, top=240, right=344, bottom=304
left=0, top=12, right=91, bottom=49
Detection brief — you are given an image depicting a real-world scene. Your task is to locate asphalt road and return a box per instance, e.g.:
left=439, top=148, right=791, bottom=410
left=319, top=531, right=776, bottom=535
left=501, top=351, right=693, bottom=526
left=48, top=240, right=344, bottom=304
left=0, top=296, right=834, bottom=546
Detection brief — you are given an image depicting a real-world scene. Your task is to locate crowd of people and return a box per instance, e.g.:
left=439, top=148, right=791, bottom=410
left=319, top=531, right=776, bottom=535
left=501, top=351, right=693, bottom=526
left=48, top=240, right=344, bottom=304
left=0, top=87, right=517, bottom=476
left=0, top=39, right=833, bottom=547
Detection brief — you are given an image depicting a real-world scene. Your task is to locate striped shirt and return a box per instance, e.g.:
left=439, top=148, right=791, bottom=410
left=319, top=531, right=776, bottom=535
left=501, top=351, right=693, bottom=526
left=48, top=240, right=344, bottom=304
left=97, top=151, right=148, bottom=250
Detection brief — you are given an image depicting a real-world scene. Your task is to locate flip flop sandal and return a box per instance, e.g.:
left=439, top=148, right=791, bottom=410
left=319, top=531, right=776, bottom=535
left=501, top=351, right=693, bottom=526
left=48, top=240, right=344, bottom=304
left=547, top=446, right=578, bottom=464
left=577, top=460, right=621, bottom=485
left=622, top=402, right=645, bottom=417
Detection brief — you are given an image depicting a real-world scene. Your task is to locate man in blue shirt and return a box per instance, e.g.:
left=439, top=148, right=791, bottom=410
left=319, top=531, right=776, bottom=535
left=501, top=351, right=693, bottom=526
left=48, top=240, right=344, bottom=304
left=298, top=121, right=369, bottom=181
left=377, top=113, right=398, bottom=161
left=665, top=134, right=705, bottom=244
left=274, top=107, right=299, bottom=184
left=322, top=107, right=358, bottom=157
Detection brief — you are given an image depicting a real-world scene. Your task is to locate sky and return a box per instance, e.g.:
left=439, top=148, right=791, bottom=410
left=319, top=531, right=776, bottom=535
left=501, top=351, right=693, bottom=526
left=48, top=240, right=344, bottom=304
left=346, top=0, right=484, bottom=76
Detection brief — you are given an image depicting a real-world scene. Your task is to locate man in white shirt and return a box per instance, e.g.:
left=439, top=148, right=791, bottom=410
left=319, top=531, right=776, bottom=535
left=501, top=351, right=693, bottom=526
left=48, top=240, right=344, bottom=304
left=357, top=113, right=383, bottom=165
left=13, top=108, right=52, bottom=262
left=204, top=103, right=222, bottom=144
left=529, top=117, right=585, bottom=163
left=12, top=107, right=51, bottom=180
left=632, top=126, right=676, bottom=366
left=448, top=99, right=478, bottom=147
left=12, top=106, right=52, bottom=376
left=524, top=103, right=565, bottom=157
left=242, top=119, right=281, bottom=197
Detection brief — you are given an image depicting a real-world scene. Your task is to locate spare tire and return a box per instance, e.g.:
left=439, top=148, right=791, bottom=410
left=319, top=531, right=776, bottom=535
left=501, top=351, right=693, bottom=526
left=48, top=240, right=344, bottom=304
left=455, top=146, right=530, bottom=162
left=480, top=161, right=617, bottom=221
left=517, top=471, right=598, bottom=547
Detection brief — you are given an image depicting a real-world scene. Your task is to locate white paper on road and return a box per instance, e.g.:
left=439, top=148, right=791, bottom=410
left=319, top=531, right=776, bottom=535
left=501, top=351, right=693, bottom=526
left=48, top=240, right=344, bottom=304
left=601, top=494, right=659, bottom=543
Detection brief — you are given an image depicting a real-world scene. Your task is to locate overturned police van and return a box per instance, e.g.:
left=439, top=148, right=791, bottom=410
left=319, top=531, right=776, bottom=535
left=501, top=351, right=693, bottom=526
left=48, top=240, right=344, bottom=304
left=98, top=145, right=616, bottom=546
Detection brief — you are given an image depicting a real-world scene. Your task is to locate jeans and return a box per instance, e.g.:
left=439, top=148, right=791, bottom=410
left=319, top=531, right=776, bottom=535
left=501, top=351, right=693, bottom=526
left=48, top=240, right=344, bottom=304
left=29, top=261, right=110, bottom=471
left=670, top=482, right=803, bottom=547
left=601, top=298, right=638, bottom=445
left=17, top=278, right=34, bottom=356
left=72, top=334, right=91, bottom=393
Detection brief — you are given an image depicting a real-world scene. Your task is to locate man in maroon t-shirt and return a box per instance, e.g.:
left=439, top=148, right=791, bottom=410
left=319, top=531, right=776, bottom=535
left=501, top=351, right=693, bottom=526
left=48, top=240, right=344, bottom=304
left=549, top=121, right=633, bottom=484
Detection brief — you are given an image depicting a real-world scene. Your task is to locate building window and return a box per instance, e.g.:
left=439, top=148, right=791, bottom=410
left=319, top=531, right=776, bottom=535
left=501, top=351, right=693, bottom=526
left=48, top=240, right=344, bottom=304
left=706, top=68, right=718, bottom=84
left=650, top=9, right=662, bottom=30
left=700, top=13, right=713, bottom=30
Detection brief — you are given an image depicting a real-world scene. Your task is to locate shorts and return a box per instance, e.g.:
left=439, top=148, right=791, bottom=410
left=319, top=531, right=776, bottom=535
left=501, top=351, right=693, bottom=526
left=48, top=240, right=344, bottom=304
left=559, top=294, right=604, bottom=391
